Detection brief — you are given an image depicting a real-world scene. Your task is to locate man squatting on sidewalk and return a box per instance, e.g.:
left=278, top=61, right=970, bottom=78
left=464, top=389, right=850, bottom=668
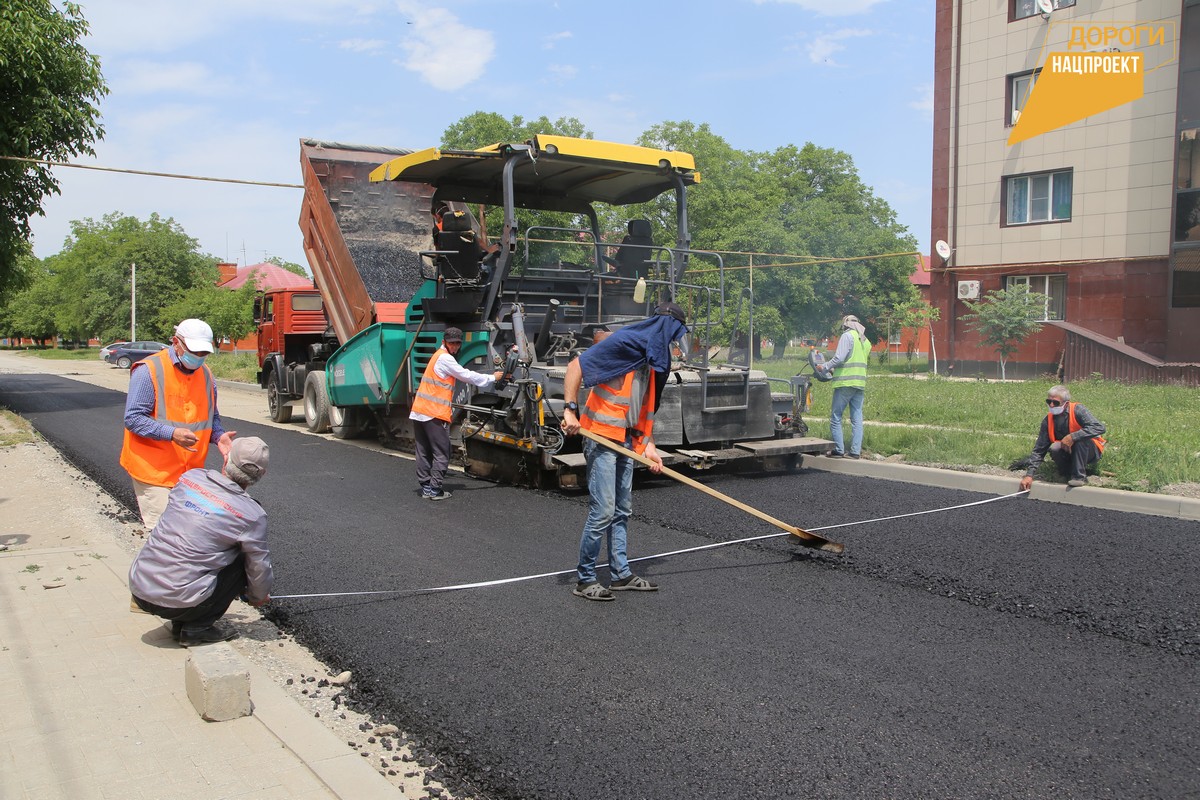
left=129, top=437, right=272, bottom=647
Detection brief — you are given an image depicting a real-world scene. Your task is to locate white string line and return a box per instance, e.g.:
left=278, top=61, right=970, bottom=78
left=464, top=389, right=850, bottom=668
left=271, top=490, right=1028, bottom=600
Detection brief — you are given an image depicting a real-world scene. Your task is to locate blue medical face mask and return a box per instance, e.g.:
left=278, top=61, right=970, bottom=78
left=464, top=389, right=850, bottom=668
left=179, top=350, right=207, bottom=370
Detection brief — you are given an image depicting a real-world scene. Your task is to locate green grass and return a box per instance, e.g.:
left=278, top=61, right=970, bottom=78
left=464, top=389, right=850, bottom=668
left=751, top=350, right=1200, bottom=493
left=0, top=408, right=38, bottom=447
left=14, top=345, right=262, bottom=383
left=206, top=351, right=259, bottom=384
left=7, top=347, right=94, bottom=361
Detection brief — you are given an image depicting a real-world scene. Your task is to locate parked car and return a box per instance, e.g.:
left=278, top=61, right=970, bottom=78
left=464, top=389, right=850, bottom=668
left=105, top=341, right=169, bottom=369
left=98, top=341, right=127, bottom=361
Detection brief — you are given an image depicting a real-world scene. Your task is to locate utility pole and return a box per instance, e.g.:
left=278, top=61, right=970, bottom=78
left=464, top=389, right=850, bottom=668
left=130, top=263, right=136, bottom=341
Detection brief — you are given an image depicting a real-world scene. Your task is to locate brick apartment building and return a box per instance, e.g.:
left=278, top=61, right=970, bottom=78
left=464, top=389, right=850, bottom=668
left=931, top=0, right=1200, bottom=383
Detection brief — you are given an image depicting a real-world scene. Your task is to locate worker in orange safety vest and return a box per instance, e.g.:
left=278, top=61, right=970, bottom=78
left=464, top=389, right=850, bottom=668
left=1019, top=384, right=1107, bottom=490
left=120, top=318, right=235, bottom=529
left=561, top=302, right=690, bottom=601
left=408, top=327, right=502, bottom=501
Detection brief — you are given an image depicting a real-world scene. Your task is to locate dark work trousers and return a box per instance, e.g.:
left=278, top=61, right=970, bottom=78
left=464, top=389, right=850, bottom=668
left=134, top=554, right=247, bottom=633
left=413, top=418, right=451, bottom=491
left=1048, top=439, right=1101, bottom=481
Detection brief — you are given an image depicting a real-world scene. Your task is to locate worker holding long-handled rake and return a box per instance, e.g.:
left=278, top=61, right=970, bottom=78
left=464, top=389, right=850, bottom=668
left=560, top=302, right=691, bottom=602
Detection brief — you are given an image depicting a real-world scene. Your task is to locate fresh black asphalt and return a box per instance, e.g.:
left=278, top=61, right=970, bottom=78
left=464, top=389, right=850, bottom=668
left=3, top=374, right=1197, bottom=799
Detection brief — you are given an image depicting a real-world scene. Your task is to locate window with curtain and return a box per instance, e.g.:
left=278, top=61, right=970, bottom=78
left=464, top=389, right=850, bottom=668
left=1004, top=169, right=1072, bottom=225
left=1005, top=274, right=1067, bottom=320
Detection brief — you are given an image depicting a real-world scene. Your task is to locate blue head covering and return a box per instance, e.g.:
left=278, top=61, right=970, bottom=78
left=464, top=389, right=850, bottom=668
left=578, top=304, right=688, bottom=388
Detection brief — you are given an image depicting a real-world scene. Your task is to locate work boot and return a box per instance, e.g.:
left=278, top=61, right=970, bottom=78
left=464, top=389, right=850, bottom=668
left=177, top=625, right=238, bottom=647
left=1067, top=477, right=1088, bottom=487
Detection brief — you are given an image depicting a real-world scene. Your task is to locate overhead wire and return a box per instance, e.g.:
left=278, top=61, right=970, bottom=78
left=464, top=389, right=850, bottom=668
left=0, top=154, right=303, bottom=189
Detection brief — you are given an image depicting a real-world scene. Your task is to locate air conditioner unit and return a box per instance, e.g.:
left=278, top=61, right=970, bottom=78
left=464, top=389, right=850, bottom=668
left=957, top=280, right=980, bottom=300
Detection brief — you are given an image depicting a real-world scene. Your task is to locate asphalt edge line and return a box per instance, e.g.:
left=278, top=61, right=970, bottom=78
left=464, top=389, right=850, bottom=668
left=803, top=456, right=1200, bottom=521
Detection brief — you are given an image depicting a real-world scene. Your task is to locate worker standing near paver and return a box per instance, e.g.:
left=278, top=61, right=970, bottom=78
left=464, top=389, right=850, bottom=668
left=560, top=302, right=690, bottom=601
left=120, top=318, right=235, bottom=528
left=824, top=314, right=872, bottom=459
left=408, top=327, right=503, bottom=500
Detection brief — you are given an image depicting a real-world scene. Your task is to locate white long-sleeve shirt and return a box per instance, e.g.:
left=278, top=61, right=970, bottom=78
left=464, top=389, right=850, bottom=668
left=409, top=351, right=497, bottom=422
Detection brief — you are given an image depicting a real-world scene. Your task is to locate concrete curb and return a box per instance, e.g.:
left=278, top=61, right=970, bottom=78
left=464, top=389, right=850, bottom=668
left=802, top=454, right=1200, bottom=521
left=247, top=660, right=400, bottom=800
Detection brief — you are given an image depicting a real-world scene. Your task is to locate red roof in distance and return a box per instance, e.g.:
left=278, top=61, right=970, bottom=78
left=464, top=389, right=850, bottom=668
left=910, top=255, right=932, bottom=286
left=218, top=262, right=313, bottom=291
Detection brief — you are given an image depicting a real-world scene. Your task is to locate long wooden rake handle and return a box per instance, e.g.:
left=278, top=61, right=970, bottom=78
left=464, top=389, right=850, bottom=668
left=578, top=428, right=844, bottom=554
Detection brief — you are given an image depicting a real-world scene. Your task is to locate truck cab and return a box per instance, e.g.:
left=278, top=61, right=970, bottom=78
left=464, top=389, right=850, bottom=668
left=255, top=288, right=333, bottom=423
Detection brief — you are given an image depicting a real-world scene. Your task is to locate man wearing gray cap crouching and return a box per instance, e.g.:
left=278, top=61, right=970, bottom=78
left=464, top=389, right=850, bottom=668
left=129, top=436, right=272, bottom=647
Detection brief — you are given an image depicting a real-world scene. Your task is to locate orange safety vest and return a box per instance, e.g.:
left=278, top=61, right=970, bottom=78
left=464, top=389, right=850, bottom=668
left=581, top=368, right=655, bottom=454
left=119, top=349, right=215, bottom=487
left=411, top=348, right=455, bottom=422
left=1048, top=402, right=1106, bottom=454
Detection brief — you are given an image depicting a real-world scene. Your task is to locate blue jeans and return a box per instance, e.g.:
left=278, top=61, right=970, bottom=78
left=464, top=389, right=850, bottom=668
left=576, top=437, right=634, bottom=584
left=830, top=386, right=865, bottom=456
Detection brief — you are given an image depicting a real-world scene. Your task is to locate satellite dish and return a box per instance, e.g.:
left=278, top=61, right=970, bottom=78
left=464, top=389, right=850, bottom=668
left=1035, top=0, right=1054, bottom=16
left=935, top=240, right=953, bottom=260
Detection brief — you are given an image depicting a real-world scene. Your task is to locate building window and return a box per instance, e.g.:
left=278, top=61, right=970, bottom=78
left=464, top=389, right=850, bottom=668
left=1008, top=70, right=1039, bottom=126
left=1013, top=0, right=1075, bottom=21
left=1006, top=274, right=1067, bottom=320
left=1004, top=169, right=1072, bottom=225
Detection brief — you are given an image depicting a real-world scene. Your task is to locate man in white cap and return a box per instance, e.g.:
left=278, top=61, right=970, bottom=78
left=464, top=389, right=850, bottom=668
left=129, top=436, right=272, bottom=646
left=823, top=314, right=871, bottom=459
left=120, top=318, right=235, bottom=528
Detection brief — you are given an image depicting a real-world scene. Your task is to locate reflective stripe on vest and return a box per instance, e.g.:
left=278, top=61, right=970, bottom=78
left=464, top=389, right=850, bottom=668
left=831, top=332, right=871, bottom=389
left=581, top=368, right=656, bottom=454
left=410, top=348, right=455, bottom=422
left=119, top=349, right=215, bottom=487
left=1048, top=402, right=1106, bottom=454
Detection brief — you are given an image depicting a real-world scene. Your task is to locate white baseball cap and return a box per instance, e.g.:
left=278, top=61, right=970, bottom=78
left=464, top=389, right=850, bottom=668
left=175, top=319, right=215, bottom=354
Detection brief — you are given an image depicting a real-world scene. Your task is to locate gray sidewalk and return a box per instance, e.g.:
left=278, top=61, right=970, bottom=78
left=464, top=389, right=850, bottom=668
left=0, top=437, right=400, bottom=800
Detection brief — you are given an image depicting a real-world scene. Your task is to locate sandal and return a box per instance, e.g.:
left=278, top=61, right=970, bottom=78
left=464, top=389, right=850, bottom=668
left=572, top=581, right=615, bottom=601
left=609, top=574, right=658, bottom=592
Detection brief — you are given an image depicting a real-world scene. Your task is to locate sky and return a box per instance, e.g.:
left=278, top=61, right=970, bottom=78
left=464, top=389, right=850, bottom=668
left=28, top=0, right=935, bottom=270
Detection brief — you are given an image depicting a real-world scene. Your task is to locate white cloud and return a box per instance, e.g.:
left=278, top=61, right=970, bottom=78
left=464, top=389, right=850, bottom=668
left=544, top=31, right=572, bottom=49
left=112, top=61, right=225, bottom=97
left=910, top=83, right=934, bottom=115
left=80, top=0, right=380, bottom=54
left=338, top=38, right=388, bottom=54
left=547, top=64, right=578, bottom=83
left=753, top=0, right=887, bottom=15
left=807, top=28, right=872, bottom=65
left=396, top=8, right=495, bottom=90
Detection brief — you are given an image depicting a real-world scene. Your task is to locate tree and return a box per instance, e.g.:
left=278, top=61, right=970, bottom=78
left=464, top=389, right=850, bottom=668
left=0, top=1, right=108, bottom=299
left=892, top=298, right=940, bottom=370
left=158, top=280, right=258, bottom=347
left=958, top=283, right=1047, bottom=380
left=441, top=113, right=596, bottom=267
left=46, top=212, right=217, bottom=343
left=1, top=260, right=58, bottom=345
left=265, top=255, right=309, bottom=278
left=637, top=123, right=919, bottom=353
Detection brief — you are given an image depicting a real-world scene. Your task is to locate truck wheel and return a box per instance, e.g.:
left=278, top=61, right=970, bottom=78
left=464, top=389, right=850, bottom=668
left=303, top=371, right=331, bottom=433
left=267, top=370, right=293, bottom=423
left=117, top=356, right=132, bottom=369
left=330, top=405, right=366, bottom=439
